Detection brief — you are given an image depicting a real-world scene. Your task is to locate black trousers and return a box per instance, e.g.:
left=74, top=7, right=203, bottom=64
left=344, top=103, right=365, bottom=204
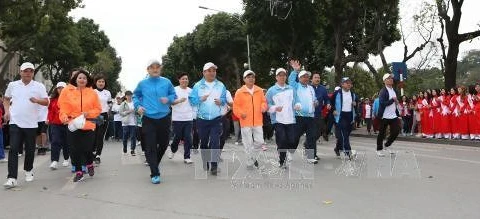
left=274, top=123, right=296, bottom=165
left=365, top=118, right=372, bottom=132
left=68, top=129, right=95, bottom=172
left=7, top=125, right=36, bottom=179
left=93, top=112, right=108, bottom=156
left=219, top=115, right=230, bottom=150
left=377, top=118, right=400, bottom=151
left=143, top=116, right=171, bottom=177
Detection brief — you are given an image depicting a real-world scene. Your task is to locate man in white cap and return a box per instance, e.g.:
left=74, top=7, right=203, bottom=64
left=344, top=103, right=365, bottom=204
left=3, top=62, right=49, bottom=188
left=376, top=73, right=400, bottom=156
left=331, top=77, right=358, bottom=159
left=233, top=70, right=267, bottom=169
left=266, top=67, right=296, bottom=168
left=133, top=59, right=177, bottom=184
left=189, top=62, right=227, bottom=175
left=288, top=60, right=318, bottom=164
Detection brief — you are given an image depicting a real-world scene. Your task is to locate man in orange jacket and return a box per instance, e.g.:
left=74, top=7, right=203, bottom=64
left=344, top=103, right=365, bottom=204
left=233, top=70, right=267, bottom=169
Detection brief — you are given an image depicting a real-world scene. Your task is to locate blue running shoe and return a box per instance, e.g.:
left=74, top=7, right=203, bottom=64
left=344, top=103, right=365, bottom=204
left=151, top=176, right=161, bottom=184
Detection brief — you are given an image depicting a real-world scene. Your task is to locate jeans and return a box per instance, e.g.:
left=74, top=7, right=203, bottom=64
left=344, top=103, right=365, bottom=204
left=7, top=125, right=36, bottom=179
left=170, top=121, right=193, bottom=159
left=197, top=117, right=222, bottom=170
left=143, top=116, right=171, bottom=177
left=50, top=124, right=69, bottom=162
left=122, top=125, right=137, bottom=153
left=114, top=121, right=123, bottom=140
left=335, top=112, right=353, bottom=153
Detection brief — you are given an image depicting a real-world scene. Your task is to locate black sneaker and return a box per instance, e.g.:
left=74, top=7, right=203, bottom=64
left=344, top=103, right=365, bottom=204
left=211, top=167, right=218, bottom=176
left=94, top=156, right=101, bottom=164
left=87, top=164, right=94, bottom=177
left=37, top=148, right=47, bottom=155
left=254, top=160, right=259, bottom=168
left=73, top=172, right=84, bottom=182
left=279, top=162, right=287, bottom=169
left=131, top=151, right=136, bottom=156
left=314, top=155, right=320, bottom=161
left=334, top=148, right=340, bottom=157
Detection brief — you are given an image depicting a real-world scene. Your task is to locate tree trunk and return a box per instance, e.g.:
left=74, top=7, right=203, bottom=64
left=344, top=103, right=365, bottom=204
left=333, top=27, right=345, bottom=84
left=231, top=57, right=241, bottom=89
left=444, top=41, right=459, bottom=90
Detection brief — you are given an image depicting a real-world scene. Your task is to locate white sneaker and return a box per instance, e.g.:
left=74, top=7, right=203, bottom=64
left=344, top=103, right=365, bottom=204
left=386, top=148, right=396, bottom=154
left=18, top=153, right=23, bottom=157
left=0, top=158, right=7, bottom=163
left=167, top=151, right=174, bottom=159
left=62, top=159, right=70, bottom=167
left=141, top=151, right=145, bottom=156
left=49, top=161, right=58, bottom=170
left=306, top=159, right=318, bottom=164
left=25, top=171, right=34, bottom=182
left=376, top=150, right=386, bottom=157
left=287, top=152, right=293, bottom=162
left=3, top=178, right=17, bottom=189
left=184, top=159, right=193, bottom=164
left=234, top=142, right=239, bottom=145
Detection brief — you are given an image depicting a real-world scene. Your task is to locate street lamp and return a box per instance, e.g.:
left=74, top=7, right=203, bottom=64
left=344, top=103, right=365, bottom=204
left=198, top=6, right=251, bottom=70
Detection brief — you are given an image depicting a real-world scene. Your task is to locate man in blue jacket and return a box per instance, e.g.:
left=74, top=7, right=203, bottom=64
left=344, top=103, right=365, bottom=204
left=376, top=73, right=400, bottom=157
left=189, top=62, right=227, bottom=175
left=311, top=72, right=331, bottom=155
left=331, top=77, right=358, bottom=159
left=133, top=59, right=177, bottom=184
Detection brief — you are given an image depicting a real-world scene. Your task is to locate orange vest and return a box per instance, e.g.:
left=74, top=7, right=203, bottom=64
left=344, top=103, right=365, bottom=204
left=233, top=85, right=267, bottom=128
left=58, top=85, right=101, bottom=130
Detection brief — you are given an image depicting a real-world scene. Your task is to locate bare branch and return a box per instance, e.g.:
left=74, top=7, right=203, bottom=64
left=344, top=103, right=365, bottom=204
left=458, top=30, right=480, bottom=43
left=437, top=17, right=447, bottom=61
left=364, top=59, right=378, bottom=75
left=436, top=0, right=450, bottom=23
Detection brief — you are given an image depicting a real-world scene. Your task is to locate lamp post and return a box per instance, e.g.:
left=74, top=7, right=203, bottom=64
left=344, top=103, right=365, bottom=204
left=199, top=6, right=251, bottom=70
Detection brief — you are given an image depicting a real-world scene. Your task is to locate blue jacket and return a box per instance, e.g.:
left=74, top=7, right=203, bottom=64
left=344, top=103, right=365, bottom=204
left=265, top=83, right=296, bottom=124
left=189, top=78, right=227, bottom=120
left=331, top=89, right=357, bottom=124
left=288, top=70, right=316, bottom=117
left=133, top=76, right=176, bottom=119
left=373, top=98, right=380, bottom=117
left=312, top=84, right=330, bottom=118
left=377, top=87, right=400, bottom=119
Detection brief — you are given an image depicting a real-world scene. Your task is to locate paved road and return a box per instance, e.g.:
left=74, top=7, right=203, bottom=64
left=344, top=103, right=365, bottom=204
left=1, top=137, right=479, bottom=219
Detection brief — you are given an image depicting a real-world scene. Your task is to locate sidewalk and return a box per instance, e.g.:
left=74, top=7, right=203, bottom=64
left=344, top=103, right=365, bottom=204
left=350, top=126, right=480, bottom=147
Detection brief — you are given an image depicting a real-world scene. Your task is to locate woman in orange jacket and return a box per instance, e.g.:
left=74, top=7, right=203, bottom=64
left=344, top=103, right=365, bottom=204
left=58, top=69, right=101, bottom=182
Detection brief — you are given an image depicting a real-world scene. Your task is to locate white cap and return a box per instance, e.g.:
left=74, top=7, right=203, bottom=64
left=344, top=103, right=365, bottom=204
left=203, top=62, right=217, bottom=71
left=147, top=59, right=161, bottom=68
left=275, top=68, right=287, bottom=75
left=20, top=62, right=35, bottom=71
left=67, top=114, right=86, bottom=132
left=298, top=70, right=311, bottom=78
left=383, top=73, right=393, bottom=81
left=243, top=70, right=255, bottom=78
left=56, top=82, right=66, bottom=88
left=334, top=86, right=341, bottom=91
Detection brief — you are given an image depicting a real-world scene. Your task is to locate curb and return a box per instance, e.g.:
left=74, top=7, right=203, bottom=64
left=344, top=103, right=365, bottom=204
left=351, top=133, right=480, bottom=147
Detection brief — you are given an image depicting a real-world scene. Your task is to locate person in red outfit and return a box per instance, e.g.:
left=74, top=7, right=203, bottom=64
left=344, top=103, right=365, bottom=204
left=449, top=88, right=460, bottom=139
left=430, top=89, right=442, bottom=138
left=467, top=86, right=478, bottom=140
left=47, top=82, right=70, bottom=170
left=415, top=92, right=424, bottom=137
left=473, top=84, right=480, bottom=140
left=438, top=89, right=451, bottom=139
left=420, top=91, right=434, bottom=138
left=455, top=86, right=470, bottom=140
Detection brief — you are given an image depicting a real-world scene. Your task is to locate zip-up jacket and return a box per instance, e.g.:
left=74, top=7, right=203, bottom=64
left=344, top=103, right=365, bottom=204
left=377, top=87, right=400, bottom=119
left=331, top=89, right=357, bottom=124
left=189, top=78, right=227, bottom=120
left=58, top=85, right=102, bottom=130
left=288, top=70, right=316, bottom=117
left=265, top=83, right=296, bottom=124
left=133, top=76, right=176, bottom=119
left=233, top=85, right=267, bottom=128
left=47, top=98, right=62, bottom=125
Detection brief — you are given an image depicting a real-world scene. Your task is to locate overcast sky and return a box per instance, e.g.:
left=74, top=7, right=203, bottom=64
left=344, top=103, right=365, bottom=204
left=70, top=0, right=480, bottom=92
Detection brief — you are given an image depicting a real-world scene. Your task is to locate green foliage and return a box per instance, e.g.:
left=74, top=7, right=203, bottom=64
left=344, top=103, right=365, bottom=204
left=0, top=1, right=121, bottom=96
left=343, top=67, right=379, bottom=98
